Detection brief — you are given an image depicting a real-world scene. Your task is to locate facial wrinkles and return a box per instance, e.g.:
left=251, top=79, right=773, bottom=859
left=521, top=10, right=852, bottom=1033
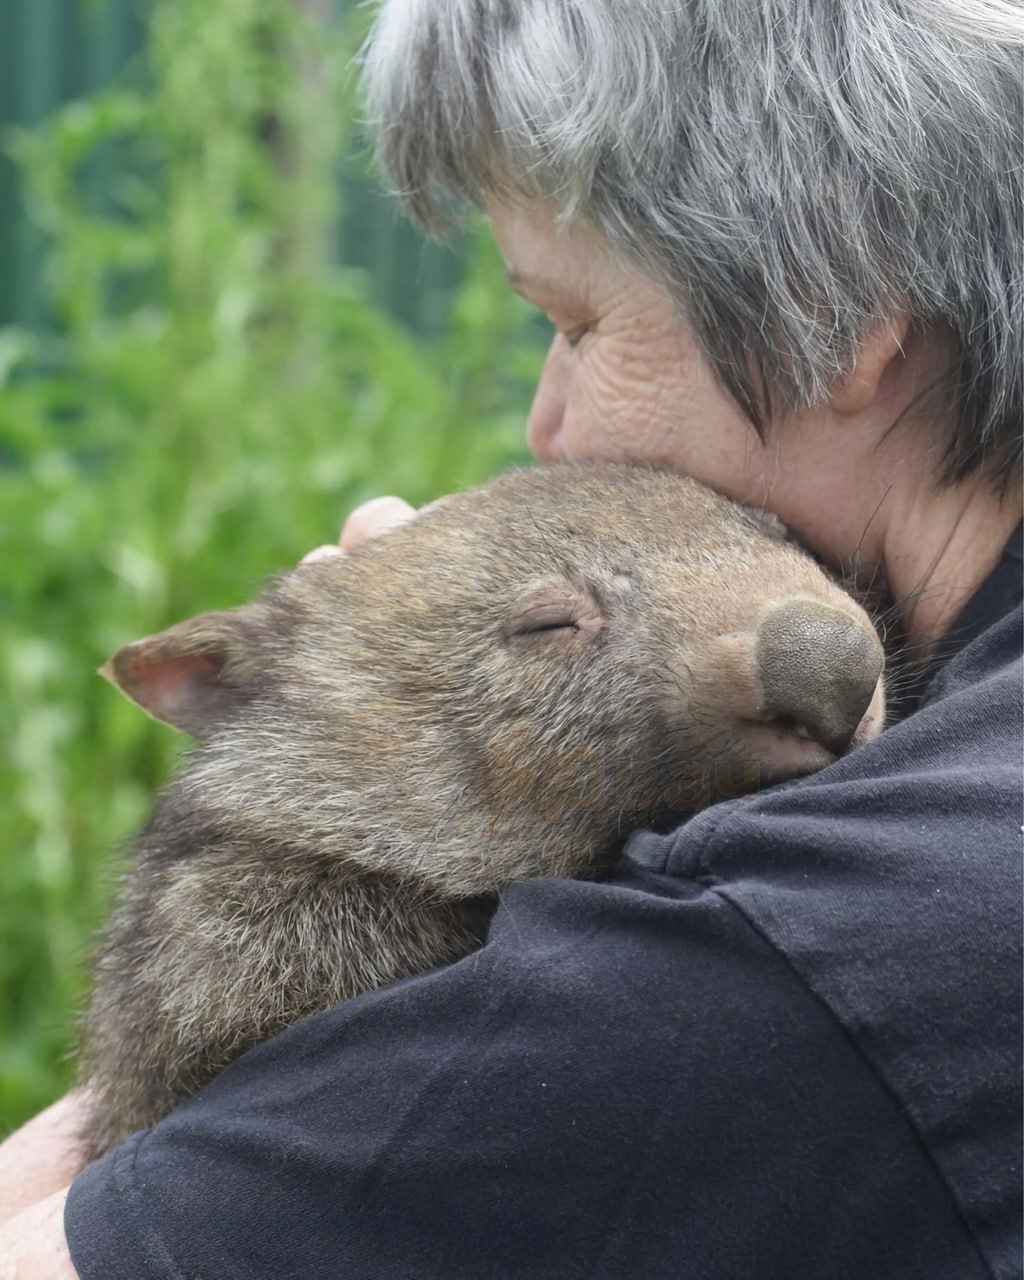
left=560, top=273, right=770, bottom=500
left=492, top=199, right=774, bottom=500
left=565, top=291, right=686, bottom=462
left=495, top=197, right=858, bottom=515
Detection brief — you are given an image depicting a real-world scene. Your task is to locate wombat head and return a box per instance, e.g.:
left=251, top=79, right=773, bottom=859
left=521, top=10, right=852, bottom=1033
left=105, top=464, right=884, bottom=896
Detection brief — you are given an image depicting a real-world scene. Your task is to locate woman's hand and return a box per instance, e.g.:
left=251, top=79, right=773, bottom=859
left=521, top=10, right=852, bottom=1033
left=301, top=496, right=416, bottom=564
left=0, top=1093, right=91, bottom=1227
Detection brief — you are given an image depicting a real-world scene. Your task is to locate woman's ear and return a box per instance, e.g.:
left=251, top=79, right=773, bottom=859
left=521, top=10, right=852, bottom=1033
left=830, top=315, right=912, bottom=416
left=101, top=607, right=270, bottom=739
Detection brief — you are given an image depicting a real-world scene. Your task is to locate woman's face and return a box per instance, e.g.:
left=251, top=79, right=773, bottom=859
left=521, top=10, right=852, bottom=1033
left=491, top=198, right=760, bottom=493
left=487, top=196, right=897, bottom=570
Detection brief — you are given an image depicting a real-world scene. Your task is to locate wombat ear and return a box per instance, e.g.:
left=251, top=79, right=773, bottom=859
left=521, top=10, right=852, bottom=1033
left=101, top=608, right=267, bottom=739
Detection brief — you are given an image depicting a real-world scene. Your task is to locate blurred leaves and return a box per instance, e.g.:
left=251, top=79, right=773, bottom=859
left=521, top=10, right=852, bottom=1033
left=0, top=0, right=540, bottom=1127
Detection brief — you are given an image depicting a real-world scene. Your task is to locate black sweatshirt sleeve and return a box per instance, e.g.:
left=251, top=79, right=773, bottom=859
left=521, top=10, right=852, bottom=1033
left=65, top=578, right=1022, bottom=1280
left=64, top=869, right=987, bottom=1280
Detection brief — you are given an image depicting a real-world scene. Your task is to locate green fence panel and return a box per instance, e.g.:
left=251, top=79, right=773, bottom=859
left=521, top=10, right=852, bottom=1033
left=0, top=0, right=465, bottom=337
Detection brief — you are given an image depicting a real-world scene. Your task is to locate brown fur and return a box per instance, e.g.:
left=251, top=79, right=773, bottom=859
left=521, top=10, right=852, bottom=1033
left=77, top=462, right=883, bottom=1162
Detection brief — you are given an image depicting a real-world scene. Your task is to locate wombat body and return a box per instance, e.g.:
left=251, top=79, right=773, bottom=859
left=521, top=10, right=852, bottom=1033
left=78, top=463, right=885, bottom=1162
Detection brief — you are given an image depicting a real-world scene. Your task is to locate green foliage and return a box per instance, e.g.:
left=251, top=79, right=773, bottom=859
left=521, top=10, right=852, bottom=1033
left=0, top=0, right=540, bottom=1130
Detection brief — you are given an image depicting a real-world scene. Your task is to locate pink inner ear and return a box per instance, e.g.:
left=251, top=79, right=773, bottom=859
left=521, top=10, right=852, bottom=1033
left=110, top=646, right=228, bottom=736
left=137, top=651, right=223, bottom=720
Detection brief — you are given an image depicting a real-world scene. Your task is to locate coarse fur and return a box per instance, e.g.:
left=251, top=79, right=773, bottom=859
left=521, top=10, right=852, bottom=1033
left=77, top=463, right=884, bottom=1163
left=362, top=0, right=1023, bottom=487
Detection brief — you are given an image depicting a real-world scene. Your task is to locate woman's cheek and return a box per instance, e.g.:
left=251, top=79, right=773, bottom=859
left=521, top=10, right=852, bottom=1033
left=561, top=369, right=621, bottom=460
left=562, top=342, right=671, bottom=463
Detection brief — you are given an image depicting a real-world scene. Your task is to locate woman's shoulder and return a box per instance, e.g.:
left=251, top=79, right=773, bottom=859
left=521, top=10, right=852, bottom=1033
left=624, top=595, right=1022, bottom=1280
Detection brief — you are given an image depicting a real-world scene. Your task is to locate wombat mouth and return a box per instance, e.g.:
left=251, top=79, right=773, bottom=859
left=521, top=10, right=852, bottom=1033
left=848, top=679, right=887, bottom=748
left=737, top=671, right=886, bottom=783
left=742, top=719, right=842, bottom=775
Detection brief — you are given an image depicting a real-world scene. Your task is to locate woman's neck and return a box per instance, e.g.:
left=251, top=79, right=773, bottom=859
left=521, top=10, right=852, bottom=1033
left=879, top=470, right=1021, bottom=656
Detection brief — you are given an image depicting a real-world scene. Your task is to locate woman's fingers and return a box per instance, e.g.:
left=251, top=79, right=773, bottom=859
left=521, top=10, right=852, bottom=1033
left=0, top=1092, right=90, bottom=1226
left=340, top=496, right=417, bottom=551
left=300, top=496, right=417, bottom=566
left=300, top=544, right=347, bottom=566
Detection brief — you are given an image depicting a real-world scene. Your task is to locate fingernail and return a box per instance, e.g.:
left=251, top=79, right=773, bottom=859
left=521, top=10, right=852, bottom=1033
left=300, top=545, right=346, bottom=566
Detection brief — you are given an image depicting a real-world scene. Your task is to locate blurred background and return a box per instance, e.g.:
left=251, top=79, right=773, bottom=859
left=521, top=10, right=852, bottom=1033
left=0, top=0, right=542, bottom=1130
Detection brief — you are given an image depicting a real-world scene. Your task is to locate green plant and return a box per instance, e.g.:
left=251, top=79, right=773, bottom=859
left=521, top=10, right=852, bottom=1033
left=0, top=0, right=539, bottom=1128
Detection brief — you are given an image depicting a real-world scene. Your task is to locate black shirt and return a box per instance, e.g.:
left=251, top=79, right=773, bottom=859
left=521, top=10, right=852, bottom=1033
left=65, top=532, right=1023, bottom=1280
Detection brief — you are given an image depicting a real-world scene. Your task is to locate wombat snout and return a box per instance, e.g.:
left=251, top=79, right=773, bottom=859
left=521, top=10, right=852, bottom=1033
left=755, top=598, right=885, bottom=755
left=706, top=596, right=884, bottom=784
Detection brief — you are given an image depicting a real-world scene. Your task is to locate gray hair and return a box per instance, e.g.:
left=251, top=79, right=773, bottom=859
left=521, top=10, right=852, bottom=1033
left=362, top=0, right=1023, bottom=487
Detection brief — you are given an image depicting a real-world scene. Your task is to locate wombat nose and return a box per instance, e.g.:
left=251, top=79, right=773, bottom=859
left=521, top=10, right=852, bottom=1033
left=756, top=599, right=883, bottom=754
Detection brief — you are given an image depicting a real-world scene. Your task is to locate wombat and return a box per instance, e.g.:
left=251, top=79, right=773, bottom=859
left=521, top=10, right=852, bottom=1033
left=76, top=462, right=885, bottom=1163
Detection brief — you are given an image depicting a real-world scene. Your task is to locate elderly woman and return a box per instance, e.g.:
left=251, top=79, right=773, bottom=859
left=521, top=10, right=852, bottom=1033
left=1, top=1, right=1020, bottom=1276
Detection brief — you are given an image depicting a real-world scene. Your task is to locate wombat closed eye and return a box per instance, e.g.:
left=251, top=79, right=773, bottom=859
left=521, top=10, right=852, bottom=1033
left=75, top=462, right=885, bottom=1164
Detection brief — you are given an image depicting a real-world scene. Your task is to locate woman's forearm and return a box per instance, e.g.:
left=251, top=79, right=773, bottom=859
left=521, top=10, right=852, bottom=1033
left=0, top=1094, right=88, bottom=1226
